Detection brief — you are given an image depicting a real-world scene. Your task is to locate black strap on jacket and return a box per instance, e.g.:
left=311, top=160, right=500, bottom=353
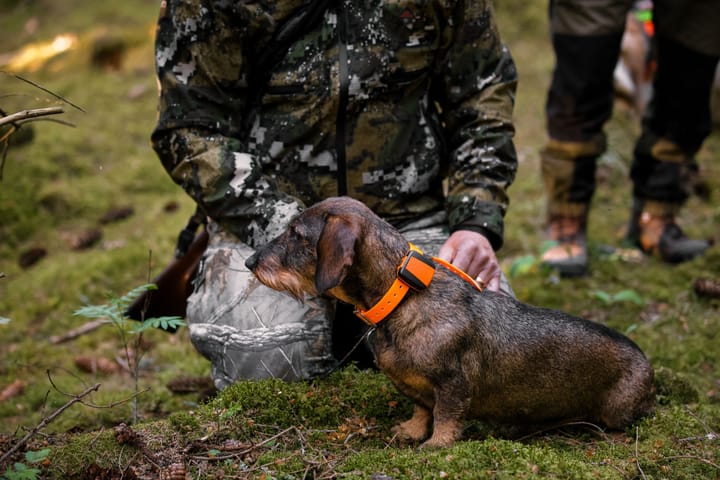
left=335, top=3, right=349, bottom=196
left=175, top=205, right=207, bottom=258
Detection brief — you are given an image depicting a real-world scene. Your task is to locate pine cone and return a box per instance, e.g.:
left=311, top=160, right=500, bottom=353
left=160, top=463, right=187, bottom=480
left=693, top=278, right=720, bottom=299
left=114, top=423, right=140, bottom=446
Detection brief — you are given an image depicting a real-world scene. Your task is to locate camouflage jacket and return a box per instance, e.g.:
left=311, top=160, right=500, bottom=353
left=152, top=0, right=518, bottom=250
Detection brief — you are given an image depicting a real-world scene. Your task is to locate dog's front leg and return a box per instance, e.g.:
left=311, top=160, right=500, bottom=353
left=392, top=404, right=433, bottom=442
left=421, top=386, right=471, bottom=448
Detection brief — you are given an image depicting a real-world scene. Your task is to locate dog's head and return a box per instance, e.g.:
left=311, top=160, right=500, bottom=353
left=245, top=197, right=377, bottom=302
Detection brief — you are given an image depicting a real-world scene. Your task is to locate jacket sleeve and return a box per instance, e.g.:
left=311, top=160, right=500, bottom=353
left=151, top=0, right=303, bottom=248
left=434, top=0, right=518, bottom=250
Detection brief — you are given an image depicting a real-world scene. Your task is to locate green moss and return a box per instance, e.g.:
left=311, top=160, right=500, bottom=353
left=46, top=429, right=139, bottom=479
left=339, top=439, right=625, bottom=479
left=654, top=367, right=701, bottom=405
left=214, top=366, right=412, bottom=431
left=168, top=411, right=201, bottom=436
left=2, top=0, right=720, bottom=478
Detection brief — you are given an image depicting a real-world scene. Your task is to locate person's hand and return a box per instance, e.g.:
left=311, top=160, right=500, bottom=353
left=437, top=230, right=501, bottom=292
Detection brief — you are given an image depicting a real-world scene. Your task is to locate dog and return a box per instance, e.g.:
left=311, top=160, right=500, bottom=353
left=245, top=197, right=656, bottom=448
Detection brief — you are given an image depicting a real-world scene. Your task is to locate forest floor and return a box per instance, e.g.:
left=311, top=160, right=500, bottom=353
left=1, top=0, right=719, bottom=478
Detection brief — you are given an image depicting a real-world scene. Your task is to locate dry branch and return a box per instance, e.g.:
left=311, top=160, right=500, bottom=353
left=49, top=319, right=107, bottom=344
left=635, top=426, right=647, bottom=480
left=46, top=371, right=150, bottom=410
left=0, top=106, right=65, bottom=128
left=0, top=383, right=101, bottom=465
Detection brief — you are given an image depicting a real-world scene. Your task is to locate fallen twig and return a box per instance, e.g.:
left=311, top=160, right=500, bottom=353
left=514, top=420, right=609, bottom=442
left=46, top=370, right=149, bottom=410
left=189, top=426, right=297, bottom=461
left=635, top=426, right=647, bottom=480
left=49, top=318, right=108, bottom=344
left=662, top=455, right=720, bottom=470
left=678, top=433, right=719, bottom=443
left=0, top=383, right=100, bottom=465
left=683, top=405, right=719, bottom=439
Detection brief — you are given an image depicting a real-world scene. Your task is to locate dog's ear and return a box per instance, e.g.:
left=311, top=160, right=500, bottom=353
left=315, top=214, right=359, bottom=294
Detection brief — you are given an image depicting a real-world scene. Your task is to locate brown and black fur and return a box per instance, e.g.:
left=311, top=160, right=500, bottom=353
left=246, top=197, right=656, bottom=448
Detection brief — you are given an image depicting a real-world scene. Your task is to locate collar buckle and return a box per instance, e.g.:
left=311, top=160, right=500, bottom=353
left=353, top=308, right=374, bottom=326
left=397, top=250, right=436, bottom=291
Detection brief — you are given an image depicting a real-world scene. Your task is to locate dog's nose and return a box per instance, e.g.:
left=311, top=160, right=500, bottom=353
left=245, top=253, right=258, bottom=271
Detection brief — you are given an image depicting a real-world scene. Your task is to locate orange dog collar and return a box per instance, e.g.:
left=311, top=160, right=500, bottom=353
left=354, top=243, right=483, bottom=325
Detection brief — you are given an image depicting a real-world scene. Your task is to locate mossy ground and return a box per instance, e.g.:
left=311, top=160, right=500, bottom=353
left=1, top=0, right=719, bottom=478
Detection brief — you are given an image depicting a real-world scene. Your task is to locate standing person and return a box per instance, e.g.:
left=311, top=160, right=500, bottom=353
left=152, top=0, right=519, bottom=389
left=541, top=0, right=720, bottom=277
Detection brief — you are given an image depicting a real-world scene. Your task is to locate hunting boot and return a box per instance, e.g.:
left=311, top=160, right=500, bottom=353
left=541, top=214, right=589, bottom=277
left=539, top=138, right=601, bottom=278
left=626, top=199, right=710, bottom=263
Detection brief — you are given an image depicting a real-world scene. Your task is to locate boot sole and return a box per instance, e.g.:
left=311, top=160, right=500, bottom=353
left=542, top=257, right=589, bottom=277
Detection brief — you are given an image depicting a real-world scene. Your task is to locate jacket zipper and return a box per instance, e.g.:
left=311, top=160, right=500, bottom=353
left=335, top=3, right=349, bottom=196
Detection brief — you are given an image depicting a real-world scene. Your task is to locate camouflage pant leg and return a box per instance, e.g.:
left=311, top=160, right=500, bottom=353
left=187, top=224, right=338, bottom=390
left=630, top=35, right=719, bottom=209
left=399, top=212, right=515, bottom=298
left=540, top=137, right=606, bottom=219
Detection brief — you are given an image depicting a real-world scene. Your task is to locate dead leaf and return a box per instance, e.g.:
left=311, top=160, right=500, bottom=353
left=99, top=206, right=134, bottom=224
left=75, top=355, right=120, bottom=375
left=61, top=228, right=102, bottom=250
left=18, top=246, right=47, bottom=269
left=0, top=380, right=25, bottom=402
left=127, top=84, right=149, bottom=100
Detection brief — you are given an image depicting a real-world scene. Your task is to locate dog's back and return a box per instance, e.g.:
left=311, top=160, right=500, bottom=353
left=381, top=269, right=655, bottom=429
left=479, top=290, right=654, bottom=427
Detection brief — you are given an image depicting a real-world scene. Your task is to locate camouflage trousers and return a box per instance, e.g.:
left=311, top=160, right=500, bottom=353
left=187, top=212, right=514, bottom=390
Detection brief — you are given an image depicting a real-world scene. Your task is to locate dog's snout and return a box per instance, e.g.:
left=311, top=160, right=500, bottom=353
left=245, top=253, right=259, bottom=271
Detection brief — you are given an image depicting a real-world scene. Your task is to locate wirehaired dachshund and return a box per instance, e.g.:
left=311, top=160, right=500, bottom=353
left=245, top=197, right=655, bottom=447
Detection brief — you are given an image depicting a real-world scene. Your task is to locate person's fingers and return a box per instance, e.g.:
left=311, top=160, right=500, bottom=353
left=475, top=263, right=501, bottom=292
left=485, top=273, right=501, bottom=292
left=438, top=230, right=502, bottom=292
left=436, top=243, right=454, bottom=263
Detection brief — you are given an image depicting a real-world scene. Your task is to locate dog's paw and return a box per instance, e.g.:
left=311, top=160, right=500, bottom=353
left=391, top=419, right=430, bottom=442
left=419, top=435, right=454, bottom=449
left=418, top=420, right=461, bottom=448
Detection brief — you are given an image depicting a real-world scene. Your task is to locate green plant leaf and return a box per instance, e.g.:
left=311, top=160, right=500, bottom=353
left=592, top=290, right=612, bottom=304
left=24, top=449, right=50, bottom=463
left=73, top=303, right=119, bottom=318
left=612, top=289, right=644, bottom=306
left=592, top=289, right=644, bottom=306
left=129, top=316, right=185, bottom=333
left=116, top=283, right=157, bottom=309
left=5, top=462, right=40, bottom=480
left=509, top=255, right=537, bottom=278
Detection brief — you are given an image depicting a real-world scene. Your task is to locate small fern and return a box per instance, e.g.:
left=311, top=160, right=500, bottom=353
left=72, top=284, right=185, bottom=423
left=73, top=283, right=185, bottom=333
